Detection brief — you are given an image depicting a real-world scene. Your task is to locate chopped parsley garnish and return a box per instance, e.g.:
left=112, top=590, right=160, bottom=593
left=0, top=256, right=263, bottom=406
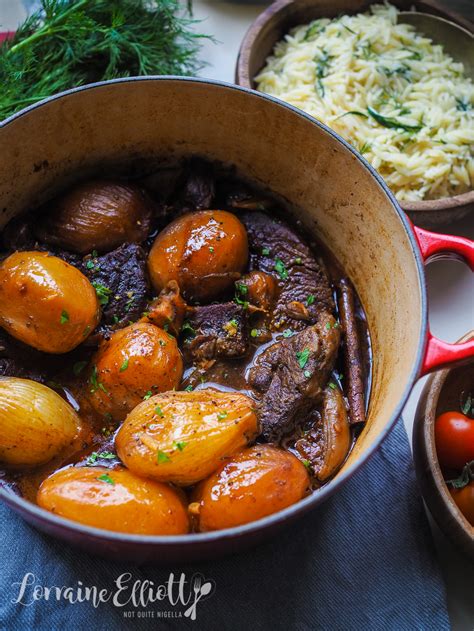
left=228, top=319, right=238, bottom=328
left=89, top=366, right=108, bottom=394
left=329, top=382, right=337, bottom=390
left=157, top=450, right=170, bottom=464
left=97, top=473, right=115, bottom=485
left=174, top=441, right=187, bottom=451
left=236, top=282, right=248, bottom=295
left=294, top=257, right=302, bottom=265
left=358, top=141, right=371, bottom=155
left=92, top=282, right=112, bottom=307
left=274, top=258, right=288, bottom=281
left=87, top=451, right=115, bottom=465
left=306, top=295, right=315, bottom=306
left=184, top=384, right=193, bottom=392
left=143, top=391, right=152, bottom=400
left=73, top=361, right=88, bottom=376
left=125, top=294, right=135, bottom=312
left=325, top=322, right=331, bottom=331
left=217, top=411, right=228, bottom=421
left=60, top=310, right=69, bottom=324
left=261, top=247, right=270, bottom=256
left=155, top=405, right=164, bottom=417
left=181, top=321, right=196, bottom=338
left=89, top=365, right=100, bottom=393
left=250, top=329, right=259, bottom=338
left=82, top=325, right=91, bottom=337
left=282, top=329, right=294, bottom=338
left=296, top=348, right=310, bottom=369
left=209, top=246, right=214, bottom=253
left=302, top=459, right=312, bottom=471
left=119, top=358, right=129, bottom=372
left=86, top=259, right=95, bottom=270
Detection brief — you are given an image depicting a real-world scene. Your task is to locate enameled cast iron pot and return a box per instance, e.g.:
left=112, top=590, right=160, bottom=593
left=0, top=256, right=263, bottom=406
left=0, top=77, right=473, bottom=563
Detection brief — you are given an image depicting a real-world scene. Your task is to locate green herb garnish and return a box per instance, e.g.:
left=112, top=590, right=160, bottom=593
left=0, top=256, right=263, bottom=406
left=181, top=321, right=196, bottom=338
left=367, top=106, right=423, bottom=132
left=314, top=48, right=332, bottom=98
left=174, top=441, right=187, bottom=451
left=282, top=329, right=294, bottom=338
left=296, top=348, right=310, bottom=369
left=143, top=390, right=152, bottom=400
left=60, top=310, right=69, bottom=324
left=184, top=384, right=193, bottom=392
left=335, top=110, right=368, bottom=120
left=157, top=450, right=170, bottom=464
left=87, top=451, right=115, bottom=465
left=455, top=97, right=472, bottom=112
left=304, top=19, right=325, bottom=41
left=250, top=329, right=259, bottom=338
left=341, top=22, right=357, bottom=35
left=302, top=459, right=312, bottom=471
left=358, top=141, right=371, bottom=155
left=92, top=282, right=112, bottom=307
left=261, top=247, right=270, bottom=256
left=306, top=295, right=315, bottom=306
left=155, top=405, right=164, bottom=417
left=97, top=473, right=115, bottom=485
left=119, top=358, right=129, bottom=372
left=217, top=411, right=228, bottom=421
left=274, top=258, right=289, bottom=281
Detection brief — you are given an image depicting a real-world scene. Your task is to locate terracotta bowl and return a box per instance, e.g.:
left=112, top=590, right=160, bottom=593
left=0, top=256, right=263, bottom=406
left=413, top=331, right=474, bottom=561
left=236, top=0, right=474, bottom=228
left=0, top=77, right=473, bottom=563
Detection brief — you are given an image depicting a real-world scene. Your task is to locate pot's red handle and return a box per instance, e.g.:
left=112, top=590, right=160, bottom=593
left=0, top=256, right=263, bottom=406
left=414, top=226, right=474, bottom=375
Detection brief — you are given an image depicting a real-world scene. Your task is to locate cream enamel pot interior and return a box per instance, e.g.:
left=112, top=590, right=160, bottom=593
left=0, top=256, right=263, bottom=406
left=0, top=77, right=473, bottom=563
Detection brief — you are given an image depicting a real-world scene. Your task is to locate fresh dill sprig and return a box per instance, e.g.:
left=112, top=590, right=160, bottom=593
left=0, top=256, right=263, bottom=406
left=0, top=0, right=210, bottom=121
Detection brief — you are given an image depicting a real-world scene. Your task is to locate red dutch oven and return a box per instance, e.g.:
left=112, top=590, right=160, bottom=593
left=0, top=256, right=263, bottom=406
left=0, top=76, right=473, bottom=562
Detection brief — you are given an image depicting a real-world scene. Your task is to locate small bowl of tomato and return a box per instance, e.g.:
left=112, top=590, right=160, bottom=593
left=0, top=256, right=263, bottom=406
left=414, top=331, right=474, bottom=560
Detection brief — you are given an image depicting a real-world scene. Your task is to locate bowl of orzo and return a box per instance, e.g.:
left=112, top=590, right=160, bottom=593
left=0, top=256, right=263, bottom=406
left=237, top=0, right=474, bottom=226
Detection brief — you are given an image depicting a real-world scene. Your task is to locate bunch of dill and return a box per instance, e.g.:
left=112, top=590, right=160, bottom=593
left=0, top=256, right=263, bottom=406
left=0, top=0, right=208, bottom=121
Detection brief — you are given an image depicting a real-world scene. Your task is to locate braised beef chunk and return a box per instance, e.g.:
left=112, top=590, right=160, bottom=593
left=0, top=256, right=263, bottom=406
left=178, top=158, right=215, bottom=211
left=0, top=329, right=66, bottom=383
left=248, top=315, right=340, bottom=441
left=183, top=302, right=249, bottom=363
left=84, top=243, right=148, bottom=331
left=240, top=211, right=334, bottom=330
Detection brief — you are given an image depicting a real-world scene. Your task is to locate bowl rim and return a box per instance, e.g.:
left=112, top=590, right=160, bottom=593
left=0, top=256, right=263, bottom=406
left=235, top=0, right=474, bottom=215
left=415, top=331, right=474, bottom=541
left=0, top=75, right=428, bottom=547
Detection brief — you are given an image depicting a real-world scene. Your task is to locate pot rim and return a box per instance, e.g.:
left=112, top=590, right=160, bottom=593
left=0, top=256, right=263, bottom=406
left=0, top=76, right=428, bottom=547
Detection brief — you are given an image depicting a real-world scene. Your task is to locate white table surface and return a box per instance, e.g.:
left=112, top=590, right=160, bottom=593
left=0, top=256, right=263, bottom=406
left=1, top=0, right=473, bottom=628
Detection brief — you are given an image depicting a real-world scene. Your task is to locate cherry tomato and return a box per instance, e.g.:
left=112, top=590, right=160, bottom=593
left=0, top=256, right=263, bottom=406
left=435, top=411, right=474, bottom=472
left=449, top=481, right=474, bottom=526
